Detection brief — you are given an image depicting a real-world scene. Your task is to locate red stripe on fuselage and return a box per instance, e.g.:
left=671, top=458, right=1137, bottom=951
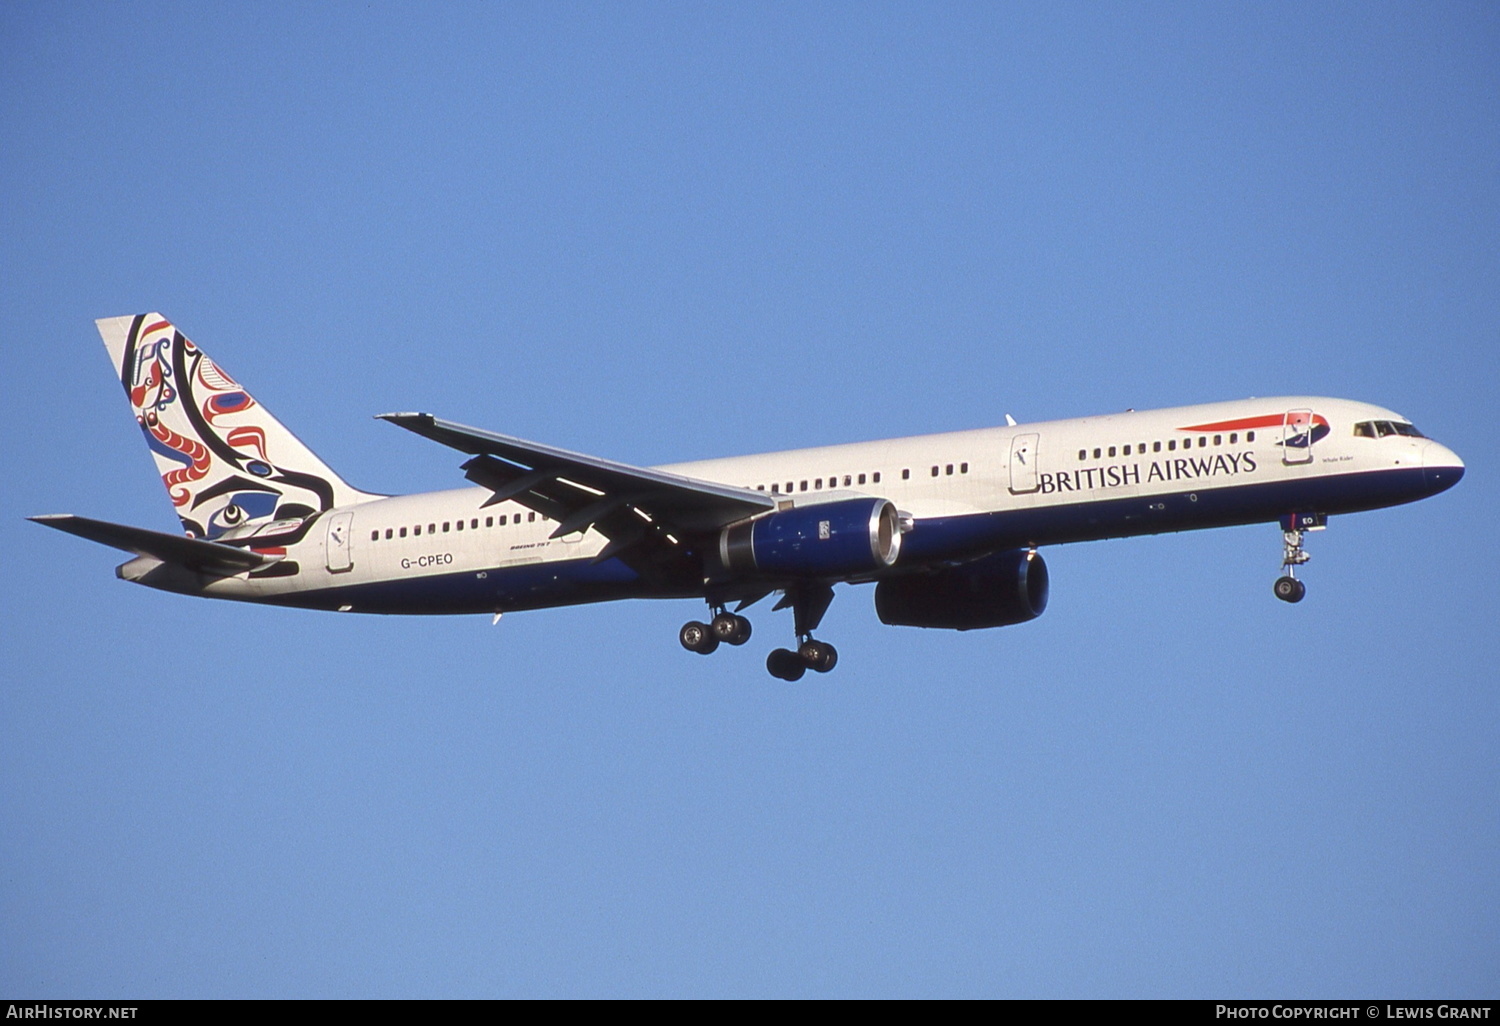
left=1178, top=413, right=1328, bottom=432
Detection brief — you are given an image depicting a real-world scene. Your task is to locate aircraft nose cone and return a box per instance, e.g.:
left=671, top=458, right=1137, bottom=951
left=1422, top=441, right=1465, bottom=494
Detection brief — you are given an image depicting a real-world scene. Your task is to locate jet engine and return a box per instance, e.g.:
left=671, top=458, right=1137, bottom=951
left=874, top=548, right=1048, bottom=630
left=719, top=498, right=902, bottom=578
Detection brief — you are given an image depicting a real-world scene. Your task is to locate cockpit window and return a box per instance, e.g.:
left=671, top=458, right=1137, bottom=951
left=1355, top=420, right=1426, bottom=439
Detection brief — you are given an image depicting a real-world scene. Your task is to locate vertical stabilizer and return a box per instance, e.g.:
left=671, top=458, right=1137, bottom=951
left=98, top=314, right=378, bottom=539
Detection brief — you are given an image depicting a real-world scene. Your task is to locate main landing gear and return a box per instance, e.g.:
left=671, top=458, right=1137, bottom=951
left=765, top=582, right=838, bottom=681
left=678, top=583, right=841, bottom=680
left=765, top=639, right=838, bottom=682
left=679, top=610, right=752, bottom=654
left=1273, top=514, right=1325, bottom=604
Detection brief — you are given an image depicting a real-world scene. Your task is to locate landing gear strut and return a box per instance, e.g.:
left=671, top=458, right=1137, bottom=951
left=766, top=583, right=839, bottom=681
left=1273, top=514, right=1323, bottom=603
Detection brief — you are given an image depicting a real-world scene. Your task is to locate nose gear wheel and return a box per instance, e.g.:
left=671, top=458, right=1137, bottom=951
left=1274, top=525, right=1315, bottom=603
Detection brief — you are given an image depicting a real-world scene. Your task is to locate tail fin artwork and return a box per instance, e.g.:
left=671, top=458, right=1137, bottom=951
left=97, top=314, right=378, bottom=539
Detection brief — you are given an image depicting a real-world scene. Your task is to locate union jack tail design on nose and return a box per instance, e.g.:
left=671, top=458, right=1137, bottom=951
left=97, top=314, right=378, bottom=539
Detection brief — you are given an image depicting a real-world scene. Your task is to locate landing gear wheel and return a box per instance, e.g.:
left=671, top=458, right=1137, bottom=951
left=798, top=640, right=838, bottom=673
left=680, top=620, right=720, bottom=654
left=712, top=612, right=752, bottom=646
left=1273, top=576, right=1306, bottom=603
left=767, top=648, right=806, bottom=681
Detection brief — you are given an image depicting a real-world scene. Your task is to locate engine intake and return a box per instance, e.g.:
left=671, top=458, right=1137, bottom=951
left=720, top=498, right=902, bottom=578
left=875, top=548, right=1048, bottom=630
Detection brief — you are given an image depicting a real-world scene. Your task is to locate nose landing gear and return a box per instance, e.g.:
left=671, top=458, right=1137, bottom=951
left=1273, top=514, right=1324, bottom=603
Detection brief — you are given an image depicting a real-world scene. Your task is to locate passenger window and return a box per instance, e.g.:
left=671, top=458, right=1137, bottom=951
left=800, top=481, right=808, bottom=492
left=960, top=462, right=968, bottom=474
left=1122, top=444, right=1131, bottom=455
left=785, top=482, right=793, bottom=493
left=902, top=469, right=910, bottom=480
left=858, top=473, right=867, bottom=485
left=757, top=485, right=766, bottom=491
left=528, top=512, right=536, bottom=522
left=814, top=479, right=822, bottom=489
left=770, top=484, right=779, bottom=493
left=471, top=519, right=478, bottom=529
left=872, top=472, right=881, bottom=483
left=946, top=464, right=953, bottom=475
left=370, top=530, right=379, bottom=542
left=1108, top=446, right=1116, bottom=458
left=385, top=528, right=393, bottom=540
left=1168, top=440, right=1176, bottom=451
left=456, top=521, right=463, bottom=531
left=844, top=475, right=852, bottom=486
left=1198, top=438, right=1207, bottom=448
left=400, top=527, right=407, bottom=538
left=1213, top=435, right=1221, bottom=446
left=1247, top=431, right=1256, bottom=442
left=443, top=522, right=450, bottom=532
left=414, top=525, right=422, bottom=536
left=1093, top=448, right=1101, bottom=459
left=1153, top=441, right=1161, bottom=452
left=1078, top=449, right=1087, bottom=461
left=429, top=523, right=436, bottom=533
left=931, top=466, right=939, bottom=477
left=1229, top=433, right=1237, bottom=444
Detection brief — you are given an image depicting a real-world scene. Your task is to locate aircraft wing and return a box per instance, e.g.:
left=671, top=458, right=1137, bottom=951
left=29, top=514, right=267, bottom=573
left=377, top=414, right=776, bottom=562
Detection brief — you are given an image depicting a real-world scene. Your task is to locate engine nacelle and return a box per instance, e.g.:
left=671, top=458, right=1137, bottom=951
left=874, top=548, right=1048, bottom=630
left=720, top=498, right=902, bottom=578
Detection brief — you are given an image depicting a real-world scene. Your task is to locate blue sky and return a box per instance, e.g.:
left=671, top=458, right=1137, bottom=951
left=2, top=2, right=1496, bottom=997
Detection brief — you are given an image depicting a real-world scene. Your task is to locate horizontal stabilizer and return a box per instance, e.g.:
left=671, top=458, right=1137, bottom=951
left=28, top=514, right=266, bottom=573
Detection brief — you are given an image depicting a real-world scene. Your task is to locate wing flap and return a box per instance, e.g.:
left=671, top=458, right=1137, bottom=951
left=379, top=413, right=776, bottom=533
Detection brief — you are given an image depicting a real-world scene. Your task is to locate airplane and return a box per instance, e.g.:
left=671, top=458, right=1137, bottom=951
left=31, top=314, right=1465, bottom=680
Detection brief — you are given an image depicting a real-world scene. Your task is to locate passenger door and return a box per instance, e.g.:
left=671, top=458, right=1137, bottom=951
left=1008, top=433, right=1040, bottom=494
left=1282, top=409, right=1315, bottom=465
left=325, top=511, right=354, bottom=573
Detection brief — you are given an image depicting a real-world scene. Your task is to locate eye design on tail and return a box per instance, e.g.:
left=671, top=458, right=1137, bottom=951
left=101, top=313, right=379, bottom=538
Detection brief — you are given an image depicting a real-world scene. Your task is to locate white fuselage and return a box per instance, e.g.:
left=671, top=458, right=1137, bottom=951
left=194, top=396, right=1463, bottom=614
